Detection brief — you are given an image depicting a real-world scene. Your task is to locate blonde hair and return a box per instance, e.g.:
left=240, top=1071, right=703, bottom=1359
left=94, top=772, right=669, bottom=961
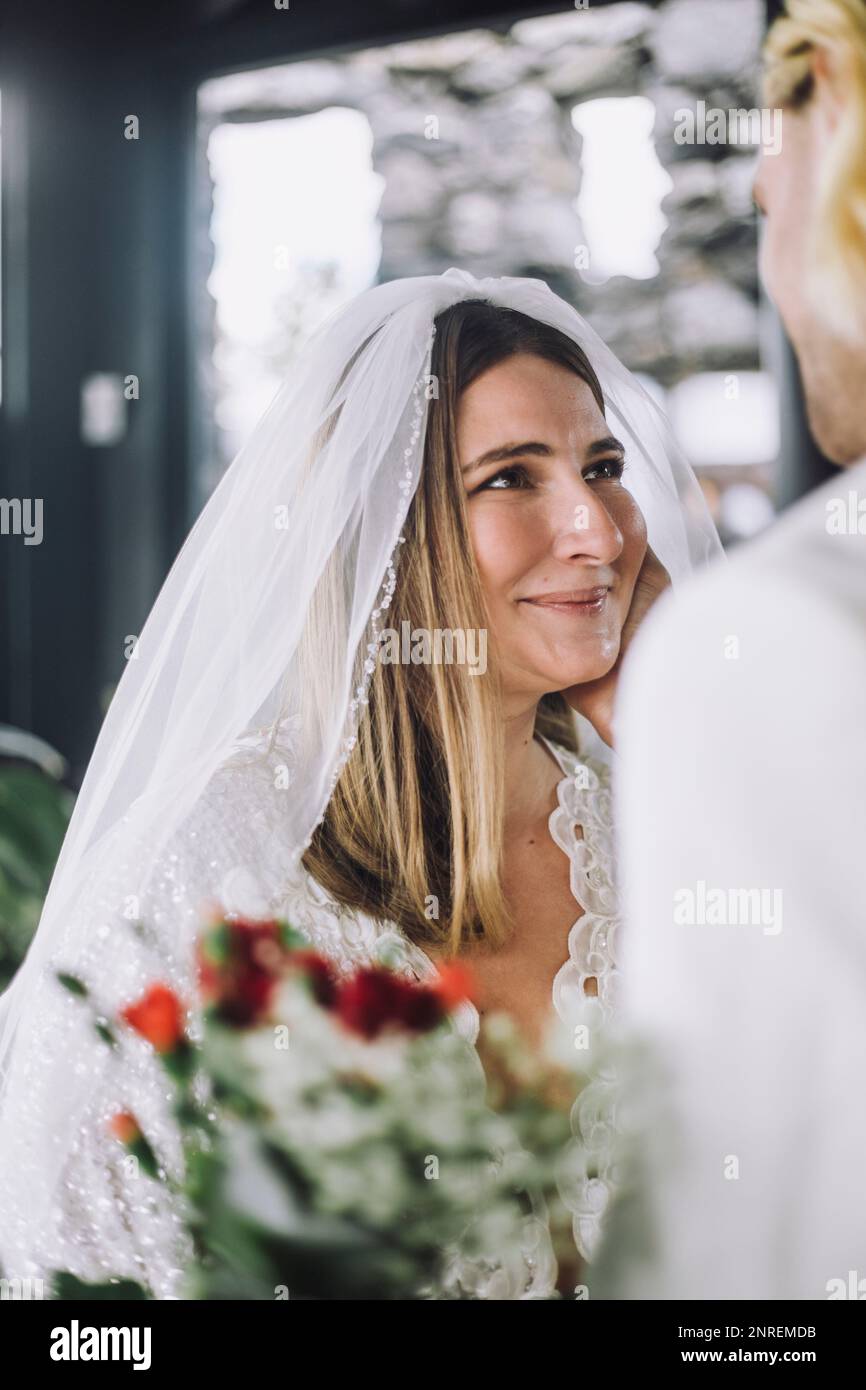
left=763, top=0, right=866, bottom=339
left=301, top=301, right=603, bottom=958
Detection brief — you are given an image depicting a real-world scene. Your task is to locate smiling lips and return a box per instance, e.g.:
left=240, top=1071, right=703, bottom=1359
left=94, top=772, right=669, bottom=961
left=520, top=586, right=610, bottom=614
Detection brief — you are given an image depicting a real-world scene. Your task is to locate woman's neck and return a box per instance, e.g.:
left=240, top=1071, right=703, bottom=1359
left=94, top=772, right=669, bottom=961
left=502, top=701, right=563, bottom=842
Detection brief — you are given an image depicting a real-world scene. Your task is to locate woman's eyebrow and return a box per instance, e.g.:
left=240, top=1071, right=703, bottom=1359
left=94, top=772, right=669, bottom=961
left=462, top=434, right=625, bottom=475
left=462, top=440, right=553, bottom=475
left=586, top=435, right=626, bottom=459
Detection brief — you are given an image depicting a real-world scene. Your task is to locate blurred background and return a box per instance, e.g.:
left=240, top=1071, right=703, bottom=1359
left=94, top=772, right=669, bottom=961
left=0, top=0, right=831, bottom=983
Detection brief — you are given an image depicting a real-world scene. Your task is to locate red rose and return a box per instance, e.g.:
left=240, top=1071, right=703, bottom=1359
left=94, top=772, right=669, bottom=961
left=107, top=1109, right=160, bottom=1179
left=394, top=979, right=446, bottom=1033
left=121, top=984, right=186, bottom=1053
left=108, top=1111, right=142, bottom=1145
left=336, top=967, right=399, bottom=1040
left=431, top=959, right=477, bottom=1010
left=336, top=966, right=446, bottom=1040
left=288, top=949, right=339, bottom=1009
left=197, top=915, right=295, bottom=1027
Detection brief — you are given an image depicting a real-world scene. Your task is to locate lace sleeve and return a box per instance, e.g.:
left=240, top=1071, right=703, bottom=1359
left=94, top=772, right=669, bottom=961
left=0, top=749, right=301, bottom=1298
left=0, top=740, right=567, bottom=1300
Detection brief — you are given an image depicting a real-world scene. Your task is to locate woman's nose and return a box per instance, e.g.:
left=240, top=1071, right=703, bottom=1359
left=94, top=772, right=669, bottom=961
left=550, top=480, right=624, bottom=566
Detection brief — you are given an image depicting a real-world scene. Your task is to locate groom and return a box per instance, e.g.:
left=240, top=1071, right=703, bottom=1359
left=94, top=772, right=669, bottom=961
left=598, top=0, right=866, bottom=1299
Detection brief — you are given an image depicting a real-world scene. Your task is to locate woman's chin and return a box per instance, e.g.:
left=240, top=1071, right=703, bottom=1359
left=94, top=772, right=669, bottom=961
left=498, top=637, right=623, bottom=701
left=542, top=642, right=621, bottom=691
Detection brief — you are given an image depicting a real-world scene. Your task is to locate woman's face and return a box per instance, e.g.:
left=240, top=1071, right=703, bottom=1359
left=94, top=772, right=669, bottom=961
left=457, top=352, right=647, bottom=702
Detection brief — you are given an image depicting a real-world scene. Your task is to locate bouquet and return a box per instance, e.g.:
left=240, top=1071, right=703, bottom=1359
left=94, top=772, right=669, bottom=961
left=55, top=911, right=591, bottom=1300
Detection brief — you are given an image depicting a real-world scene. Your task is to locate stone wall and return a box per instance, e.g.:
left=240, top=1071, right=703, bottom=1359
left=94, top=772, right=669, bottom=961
left=199, top=0, right=765, bottom=394
left=197, top=0, right=769, bottom=509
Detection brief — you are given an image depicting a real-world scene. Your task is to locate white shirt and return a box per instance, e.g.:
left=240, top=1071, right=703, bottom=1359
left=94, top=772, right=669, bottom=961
left=608, top=457, right=866, bottom=1299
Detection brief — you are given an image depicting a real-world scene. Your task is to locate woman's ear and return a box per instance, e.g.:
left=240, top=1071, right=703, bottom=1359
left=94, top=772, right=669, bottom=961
left=811, top=43, right=849, bottom=131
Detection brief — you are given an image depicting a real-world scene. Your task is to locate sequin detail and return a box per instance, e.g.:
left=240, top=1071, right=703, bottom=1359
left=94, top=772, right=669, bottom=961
left=0, top=730, right=621, bottom=1301
left=319, top=322, right=438, bottom=817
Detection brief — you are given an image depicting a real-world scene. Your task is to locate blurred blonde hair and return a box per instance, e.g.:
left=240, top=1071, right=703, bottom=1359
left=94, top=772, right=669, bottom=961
left=763, top=0, right=866, bottom=340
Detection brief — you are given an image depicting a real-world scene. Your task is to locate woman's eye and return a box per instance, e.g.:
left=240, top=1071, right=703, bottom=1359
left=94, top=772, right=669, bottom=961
left=583, top=458, right=626, bottom=483
left=475, top=464, right=533, bottom=492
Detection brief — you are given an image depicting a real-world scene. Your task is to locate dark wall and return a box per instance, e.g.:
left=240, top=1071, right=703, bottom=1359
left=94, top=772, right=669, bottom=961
left=0, top=9, right=196, bottom=778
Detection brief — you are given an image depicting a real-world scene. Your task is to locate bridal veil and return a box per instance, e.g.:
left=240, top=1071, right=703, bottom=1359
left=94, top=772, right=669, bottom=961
left=0, top=267, right=722, bottom=1271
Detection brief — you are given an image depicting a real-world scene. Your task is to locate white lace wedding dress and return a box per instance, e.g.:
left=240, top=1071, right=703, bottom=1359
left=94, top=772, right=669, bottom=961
left=0, top=730, right=621, bottom=1301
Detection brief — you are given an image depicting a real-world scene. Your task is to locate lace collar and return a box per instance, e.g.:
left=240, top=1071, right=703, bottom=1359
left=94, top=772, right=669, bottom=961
left=276, top=734, right=620, bottom=1049
left=268, top=731, right=621, bottom=1268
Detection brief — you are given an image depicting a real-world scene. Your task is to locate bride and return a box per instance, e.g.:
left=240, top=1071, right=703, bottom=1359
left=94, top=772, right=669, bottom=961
left=0, top=267, right=720, bottom=1299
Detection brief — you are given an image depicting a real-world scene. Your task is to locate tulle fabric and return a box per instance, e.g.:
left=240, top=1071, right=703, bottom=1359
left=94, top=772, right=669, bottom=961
left=0, top=267, right=722, bottom=1264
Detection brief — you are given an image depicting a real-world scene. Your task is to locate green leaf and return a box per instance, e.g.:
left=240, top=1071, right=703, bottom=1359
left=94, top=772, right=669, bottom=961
left=128, top=1133, right=162, bottom=1183
left=56, top=972, right=88, bottom=997
left=51, top=1273, right=149, bottom=1300
left=94, top=1021, right=118, bottom=1048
